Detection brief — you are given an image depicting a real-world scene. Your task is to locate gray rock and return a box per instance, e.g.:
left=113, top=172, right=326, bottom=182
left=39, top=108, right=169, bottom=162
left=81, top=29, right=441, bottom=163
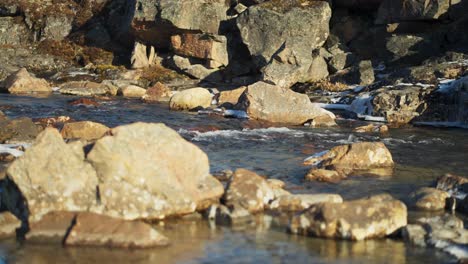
left=0, top=17, right=31, bottom=45
left=328, top=52, right=355, bottom=73
left=376, top=0, right=455, bottom=24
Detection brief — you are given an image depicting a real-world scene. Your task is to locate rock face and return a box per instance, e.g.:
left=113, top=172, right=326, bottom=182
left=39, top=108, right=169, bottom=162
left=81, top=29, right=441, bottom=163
left=304, top=142, right=394, bottom=178
left=268, top=194, right=343, bottom=212
left=237, top=82, right=335, bottom=125
left=61, top=121, right=109, bottom=140
left=0, top=117, right=42, bottom=143
left=87, top=123, right=224, bottom=220
left=2, top=68, right=51, bottom=94
left=59, top=81, right=118, bottom=96
left=6, top=128, right=98, bottom=222
left=0, top=212, right=21, bottom=239
left=171, top=33, right=229, bottom=67
left=169, top=88, right=213, bottom=110
left=223, top=169, right=275, bottom=213
left=65, top=212, right=169, bottom=248
left=237, top=1, right=331, bottom=87
left=289, top=194, right=407, bottom=240
left=409, top=187, right=450, bottom=211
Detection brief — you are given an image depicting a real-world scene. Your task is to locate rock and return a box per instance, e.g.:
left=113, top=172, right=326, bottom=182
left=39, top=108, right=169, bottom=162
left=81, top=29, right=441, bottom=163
left=59, top=81, right=118, bottom=96
left=0, top=17, right=31, bottom=46
left=237, top=1, right=331, bottom=87
left=42, top=16, right=73, bottom=41
left=2, top=68, right=51, bottom=94
left=217, top=87, right=247, bottom=106
left=142, top=82, right=172, bottom=103
left=328, top=53, right=355, bottom=73
left=65, top=212, right=169, bottom=248
left=304, top=142, right=394, bottom=177
left=376, top=0, right=455, bottom=24
left=86, top=123, right=224, bottom=220
left=171, top=33, right=228, bottom=67
left=169, top=88, right=213, bottom=111
left=223, top=169, right=275, bottom=213
left=330, top=60, right=375, bottom=86
left=172, top=55, right=222, bottom=81
left=237, top=82, right=335, bottom=125
left=0, top=212, right=21, bottom=239
left=309, top=114, right=337, bottom=128
left=305, top=169, right=345, bottom=183
left=26, top=211, right=76, bottom=243
left=409, top=187, right=450, bottom=211
left=61, top=121, right=109, bottom=141
left=307, top=54, right=329, bottom=82
left=268, top=194, right=343, bottom=212
left=289, top=194, right=407, bottom=240
left=131, top=42, right=156, bottom=69
left=0, top=117, right=42, bottom=143
left=205, top=204, right=253, bottom=226
left=6, top=128, right=98, bottom=222
left=34, top=116, right=71, bottom=129
left=354, top=124, right=389, bottom=133
left=119, top=85, right=147, bottom=98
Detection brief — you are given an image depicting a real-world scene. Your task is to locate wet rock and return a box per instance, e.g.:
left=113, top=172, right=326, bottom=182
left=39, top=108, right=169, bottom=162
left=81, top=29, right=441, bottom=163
left=169, top=88, right=213, bottom=111
left=0, top=117, right=42, bottom=143
left=6, top=128, right=98, bottom=222
left=26, top=211, right=76, bottom=243
left=223, top=169, right=275, bottom=213
left=217, top=87, right=246, bottom=106
left=354, top=124, right=389, bottom=133
left=237, top=81, right=335, bottom=125
left=205, top=204, right=253, bottom=225
left=171, top=33, right=229, bottom=67
left=237, top=1, right=331, bottom=87
left=290, top=194, right=407, bottom=240
left=61, top=121, right=109, bottom=141
left=266, top=179, right=291, bottom=198
left=435, top=173, right=468, bottom=196
left=65, top=212, right=169, bottom=248
left=87, top=123, right=224, bottom=220
left=0, top=212, right=21, bottom=239
left=2, top=68, right=51, bottom=94
left=409, top=187, right=450, bottom=211
left=142, top=82, right=172, bottom=103
left=308, top=114, right=337, bottom=128
left=268, top=194, right=343, bottom=212
left=131, top=42, right=156, bottom=69
left=59, top=81, right=118, bottom=96
left=305, top=169, right=345, bottom=183
left=304, top=142, right=394, bottom=177
left=119, top=85, right=147, bottom=98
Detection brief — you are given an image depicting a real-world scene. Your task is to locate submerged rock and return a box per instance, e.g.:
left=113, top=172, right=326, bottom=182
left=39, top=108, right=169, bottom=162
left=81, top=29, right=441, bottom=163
left=26, top=211, right=77, bottom=243
left=87, top=122, right=224, bottom=220
left=2, top=68, right=51, bottom=94
left=61, top=121, right=109, bottom=141
left=6, top=128, right=98, bottom=222
left=169, top=88, right=213, bottom=111
left=409, top=187, right=450, bottom=211
left=237, top=82, right=335, bottom=125
left=0, top=212, right=21, bottom=239
left=290, top=194, right=407, bottom=240
left=65, top=212, right=169, bottom=248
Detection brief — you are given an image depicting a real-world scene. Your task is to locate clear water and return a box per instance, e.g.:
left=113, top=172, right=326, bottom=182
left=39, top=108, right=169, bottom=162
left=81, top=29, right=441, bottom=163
left=0, top=94, right=466, bottom=264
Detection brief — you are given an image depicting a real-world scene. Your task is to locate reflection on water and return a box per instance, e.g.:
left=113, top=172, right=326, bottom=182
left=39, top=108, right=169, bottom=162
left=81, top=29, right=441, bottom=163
left=0, top=94, right=466, bottom=263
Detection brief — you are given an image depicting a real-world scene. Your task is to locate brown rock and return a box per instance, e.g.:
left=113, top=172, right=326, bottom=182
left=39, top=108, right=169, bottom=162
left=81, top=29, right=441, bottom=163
left=142, top=82, right=172, bottom=103
left=26, top=211, right=77, bottom=243
left=171, top=33, right=229, bottom=67
left=309, top=114, right=337, bottom=127
left=410, top=187, right=450, bottom=211
left=3, top=68, right=52, bottom=94
left=61, top=121, right=109, bottom=140
left=119, top=85, right=147, bottom=98
left=0, top=212, right=21, bottom=239
left=0, top=117, right=42, bottom=143
left=268, top=194, right=343, bottom=212
left=59, top=81, right=118, bottom=96
left=289, top=194, right=407, bottom=240
left=169, top=88, right=213, bottom=111
left=65, top=212, right=169, bottom=248
left=354, top=124, right=389, bottom=133
left=436, top=174, right=468, bottom=193
left=34, top=116, right=72, bottom=129
left=305, top=169, right=345, bottom=183
left=218, top=87, right=246, bottom=106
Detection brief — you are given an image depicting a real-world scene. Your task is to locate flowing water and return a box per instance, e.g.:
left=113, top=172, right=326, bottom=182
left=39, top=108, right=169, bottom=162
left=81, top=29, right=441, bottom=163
left=0, top=94, right=467, bottom=264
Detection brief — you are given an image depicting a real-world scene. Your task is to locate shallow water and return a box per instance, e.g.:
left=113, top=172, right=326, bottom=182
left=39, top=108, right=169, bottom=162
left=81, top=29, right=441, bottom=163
left=0, top=94, right=467, bottom=263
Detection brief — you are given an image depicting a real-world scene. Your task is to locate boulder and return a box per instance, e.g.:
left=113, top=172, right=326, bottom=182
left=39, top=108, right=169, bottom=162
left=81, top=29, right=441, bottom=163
left=6, top=128, right=98, bottom=222
left=304, top=142, right=394, bottom=177
left=86, top=123, right=224, bottom=220
left=409, top=187, right=450, bottom=211
left=142, top=82, right=172, bottom=102
left=205, top=204, right=253, bottom=226
left=65, top=212, right=169, bottom=248
left=289, top=194, right=407, bottom=240
left=172, top=55, right=222, bottom=81
left=307, top=54, right=329, bottom=82
left=237, top=1, right=331, bottom=87
left=0, top=17, right=31, bottom=46
left=354, top=124, right=389, bottom=133
left=59, top=81, right=118, bottom=96
left=435, top=173, right=468, bottom=198
left=171, top=33, right=229, bottom=67
left=0, top=212, right=21, bottom=239
left=217, top=87, right=247, bottom=106
left=169, top=88, right=213, bottom=111
left=0, top=117, right=42, bottom=143
left=61, top=121, right=109, bottom=140
left=3, top=68, right=51, bottom=94
left=223, top=169, right=275, bottom=213
left=131, top=41, right=156, bottom=69
left=267, top=194, right=343, bottom=212
left=237, top=82, right=335, bottom=125
left=26, top=211, right=77, bottom=243
left=119, top=85, right=147, bottom=98
left=328, top=52, right=355, bottom=73
left=305, top=169, right=345, bottom=183
left=376, top=0, right=455, bottom=24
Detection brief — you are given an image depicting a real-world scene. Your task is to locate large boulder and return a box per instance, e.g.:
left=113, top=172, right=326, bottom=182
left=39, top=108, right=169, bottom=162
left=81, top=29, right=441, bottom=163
left=61, top=121, right=109, bottom=141
left=237, top=82, right=335, bottom=125
left=2, top=68, right=52, bottom=94
left=6, top=128, right=98, bottom=222
left=376, top=0, right=457, bottom=24
left=236, top=1, right=331, bottom=87
left=169, top=88, right=213, bottom=111
left=87, top=123, right=224, bottom=220
left=289, top=194, right=407, bottom=240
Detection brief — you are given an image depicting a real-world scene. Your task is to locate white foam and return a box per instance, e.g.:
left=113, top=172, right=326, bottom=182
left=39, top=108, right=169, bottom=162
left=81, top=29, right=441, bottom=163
left=179, top=127, right=308, bottom=142
left=0, top=144, right=30, bottom=157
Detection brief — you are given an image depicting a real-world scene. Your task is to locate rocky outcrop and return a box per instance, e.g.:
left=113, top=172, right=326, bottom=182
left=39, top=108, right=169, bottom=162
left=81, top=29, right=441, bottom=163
left=61, top=121, right=110, bottom=141
left=2, top=68, right=51, bottom=94
left=87, top=122, right=224, bottom=220
left=290, top=194, right=407, bottom=240
left=26, top=211, right=77, bottom=243
left=237, top=82, right=335, bottom=125
left=0, top=212, right=21, bottom=239
left=6, top=128, right=98, bottom=222
left=169, top=88, right=213, bottom=111
left=304, top=142, right=394, bottom=180
left=59, top=81, right=118, bottom=96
